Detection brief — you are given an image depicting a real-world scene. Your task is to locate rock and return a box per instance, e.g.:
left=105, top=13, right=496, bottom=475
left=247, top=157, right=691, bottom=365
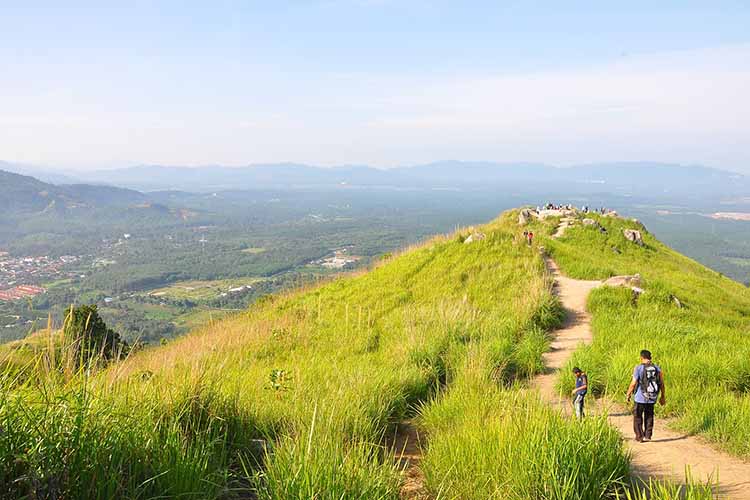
left=581, top=218, right=606, bottom=233
left=464, top=232, right=486, bottom=244
left=537, top=209, right=564, bottom=220
left=518, top=208, right=542, bottom=224
left=623, top=229, right=644, bottom=246
left=604, top=274, right=642, bottom=288
left=603, top=210, right=618, bottom=217
left=518, top=210, right=530, bottom=225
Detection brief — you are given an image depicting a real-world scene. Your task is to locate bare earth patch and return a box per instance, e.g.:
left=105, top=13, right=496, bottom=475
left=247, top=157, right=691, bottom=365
left=388, top=421, right=430, bottom=500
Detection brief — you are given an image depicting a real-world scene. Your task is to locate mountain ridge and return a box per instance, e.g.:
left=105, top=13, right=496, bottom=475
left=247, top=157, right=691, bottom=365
left=0, top=169, right=147, bottom=214
left=2, top=161, right=747, bottom=198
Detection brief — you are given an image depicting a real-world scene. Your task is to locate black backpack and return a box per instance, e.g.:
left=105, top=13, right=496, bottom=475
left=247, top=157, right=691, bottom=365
left=640, top=364, right=660, bottom=402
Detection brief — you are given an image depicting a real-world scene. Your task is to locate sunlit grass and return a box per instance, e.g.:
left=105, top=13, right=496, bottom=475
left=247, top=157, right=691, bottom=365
left=1, top=209, right=723, bottom=498
left=541, top=213, right=750, bottom=458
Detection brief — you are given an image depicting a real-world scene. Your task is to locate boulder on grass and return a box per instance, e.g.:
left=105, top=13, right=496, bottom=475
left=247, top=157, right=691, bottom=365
left=464, top=232, right=486, bottom=244
left=518, top=209, right=530, bottom=225
left=582, top=218, right=598, bottom=226
left=538, top=209, right=564, bottom=220
left=623, top=229, right=644, bottom=246
left=604, top=274, right=642, bottom=288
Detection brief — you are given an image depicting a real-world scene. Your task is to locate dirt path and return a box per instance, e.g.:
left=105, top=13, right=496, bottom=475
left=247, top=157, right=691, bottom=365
left=389, top=421, right=430, bottom=499
left=535, top=257, right=750, bottom=499
left=552, top=219, right=574, bottom=239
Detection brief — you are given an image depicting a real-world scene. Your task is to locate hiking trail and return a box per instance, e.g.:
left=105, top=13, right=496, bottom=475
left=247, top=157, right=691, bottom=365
left=534, top=255, right=750, bottom=499
left=389, top=420, right=430, bottom=499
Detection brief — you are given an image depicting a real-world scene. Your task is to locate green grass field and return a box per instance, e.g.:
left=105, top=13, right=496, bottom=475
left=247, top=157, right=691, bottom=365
left=0, top=209, right=724, bottom=499
left=146, top=278, right=264, bottom=301
left=538, top=212, right=750, bottom=458
left=241, top=247, right=267, bottom=254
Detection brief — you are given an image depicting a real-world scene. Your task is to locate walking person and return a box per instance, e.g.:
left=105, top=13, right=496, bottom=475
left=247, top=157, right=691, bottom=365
left=571, top=367, right=588, bottom=419
left=626, top=350, right=666, bottom=442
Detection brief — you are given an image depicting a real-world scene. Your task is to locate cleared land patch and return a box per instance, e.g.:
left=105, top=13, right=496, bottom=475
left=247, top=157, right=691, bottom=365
left=146, top=278, right=264, bottom=301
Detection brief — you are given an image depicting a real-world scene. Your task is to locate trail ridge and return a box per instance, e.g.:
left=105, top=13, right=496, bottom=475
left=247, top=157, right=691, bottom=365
left=535, top=256, right=750, bottom=498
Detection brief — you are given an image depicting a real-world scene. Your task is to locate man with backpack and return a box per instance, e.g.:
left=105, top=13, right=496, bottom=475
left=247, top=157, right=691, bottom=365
left=626, top=350, right=666, bottom=442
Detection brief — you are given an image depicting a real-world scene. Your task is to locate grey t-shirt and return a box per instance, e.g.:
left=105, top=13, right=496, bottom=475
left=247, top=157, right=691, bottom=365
left=633, top=363, right=661, bottom=404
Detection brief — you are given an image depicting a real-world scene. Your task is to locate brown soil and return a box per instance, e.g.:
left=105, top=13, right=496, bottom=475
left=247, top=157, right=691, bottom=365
left=535, top=256, right=750, bottom=499
left=389, top=420, right=430, bottom=500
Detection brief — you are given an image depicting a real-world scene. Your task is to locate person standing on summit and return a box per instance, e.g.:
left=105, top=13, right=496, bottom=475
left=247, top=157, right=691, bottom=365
left=626, top=350, right=666, bottom=442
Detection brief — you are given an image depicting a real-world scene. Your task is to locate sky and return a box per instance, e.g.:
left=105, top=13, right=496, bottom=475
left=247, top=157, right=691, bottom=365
left=1, top=1, right=750, bottom=173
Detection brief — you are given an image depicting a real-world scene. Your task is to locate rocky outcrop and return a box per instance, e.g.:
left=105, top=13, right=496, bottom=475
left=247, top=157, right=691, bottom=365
left=464, top=232, right=486, bottom=244
left=623, top=229, right=644, bottom=246
left=580, top=218, right=607, bottom=233
left=518, top=209, right=530, bottom=225
left=603, top=274, right=642, bottom=288
left=538, top=209, right=576, bottom=220
left=518, top=208, right=545, bottom=225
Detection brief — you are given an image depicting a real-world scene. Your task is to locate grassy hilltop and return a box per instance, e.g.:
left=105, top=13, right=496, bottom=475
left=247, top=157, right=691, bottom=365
left=2, top=208, right=745, bottom=499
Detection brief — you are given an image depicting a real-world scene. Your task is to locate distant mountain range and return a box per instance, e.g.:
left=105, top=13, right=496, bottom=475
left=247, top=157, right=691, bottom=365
left=2, top=160, right=748, bottom=204
left=0, top=169, right=146, bottom=214
left=0, top=161, right=81, bottom=185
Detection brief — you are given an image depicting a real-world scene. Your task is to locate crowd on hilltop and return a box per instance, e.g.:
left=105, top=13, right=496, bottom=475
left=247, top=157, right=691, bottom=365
left=540, top=202, right=574, bottom=211
left=536, top=202, right=614, bottom=215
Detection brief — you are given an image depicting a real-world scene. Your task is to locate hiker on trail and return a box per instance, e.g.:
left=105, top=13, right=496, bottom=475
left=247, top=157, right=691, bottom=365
left=571, top=367, right=588, bottom=419
left=626, top=349, right=666, bottom=442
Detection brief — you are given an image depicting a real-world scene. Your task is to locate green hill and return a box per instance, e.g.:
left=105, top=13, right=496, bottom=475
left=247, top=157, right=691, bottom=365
left=2, top=208, right=745, bottom=499
left=0, top=169, right=146, bottom=213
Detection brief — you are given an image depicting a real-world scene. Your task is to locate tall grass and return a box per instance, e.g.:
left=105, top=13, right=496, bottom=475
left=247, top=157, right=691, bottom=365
left=1, top=212, right=565, bottom=498
left=616, top=471, right=717, bottom=500
left=419, top=356, right=630, bottom=499
left=2, top=209, right=721, bottom=498
left=539, top=212, right=750, bottom=458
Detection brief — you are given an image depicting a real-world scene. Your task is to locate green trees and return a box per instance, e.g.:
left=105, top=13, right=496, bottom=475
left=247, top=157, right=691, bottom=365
left=63, top=304, right=128, bottom=367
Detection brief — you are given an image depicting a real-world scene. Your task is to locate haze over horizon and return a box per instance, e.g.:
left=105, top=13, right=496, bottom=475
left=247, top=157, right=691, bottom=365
left=2, top=2, right=749, bottom=173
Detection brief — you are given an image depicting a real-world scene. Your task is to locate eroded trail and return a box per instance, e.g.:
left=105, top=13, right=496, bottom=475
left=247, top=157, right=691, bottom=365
left=389, top=420, right=430, bottom=499
left=535, top=257, right=750, bottom=499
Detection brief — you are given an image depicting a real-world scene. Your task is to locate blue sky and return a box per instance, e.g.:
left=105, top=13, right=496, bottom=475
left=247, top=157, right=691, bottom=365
left=2, top=1, right=749, bottom=172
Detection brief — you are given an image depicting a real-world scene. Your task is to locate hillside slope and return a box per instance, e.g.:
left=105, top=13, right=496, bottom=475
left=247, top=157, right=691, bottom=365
left=538, top=212, right=750, bottom=458
left=0, top=169, right=146, bottom=213
left=1, top=208, right=743, bottom=499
